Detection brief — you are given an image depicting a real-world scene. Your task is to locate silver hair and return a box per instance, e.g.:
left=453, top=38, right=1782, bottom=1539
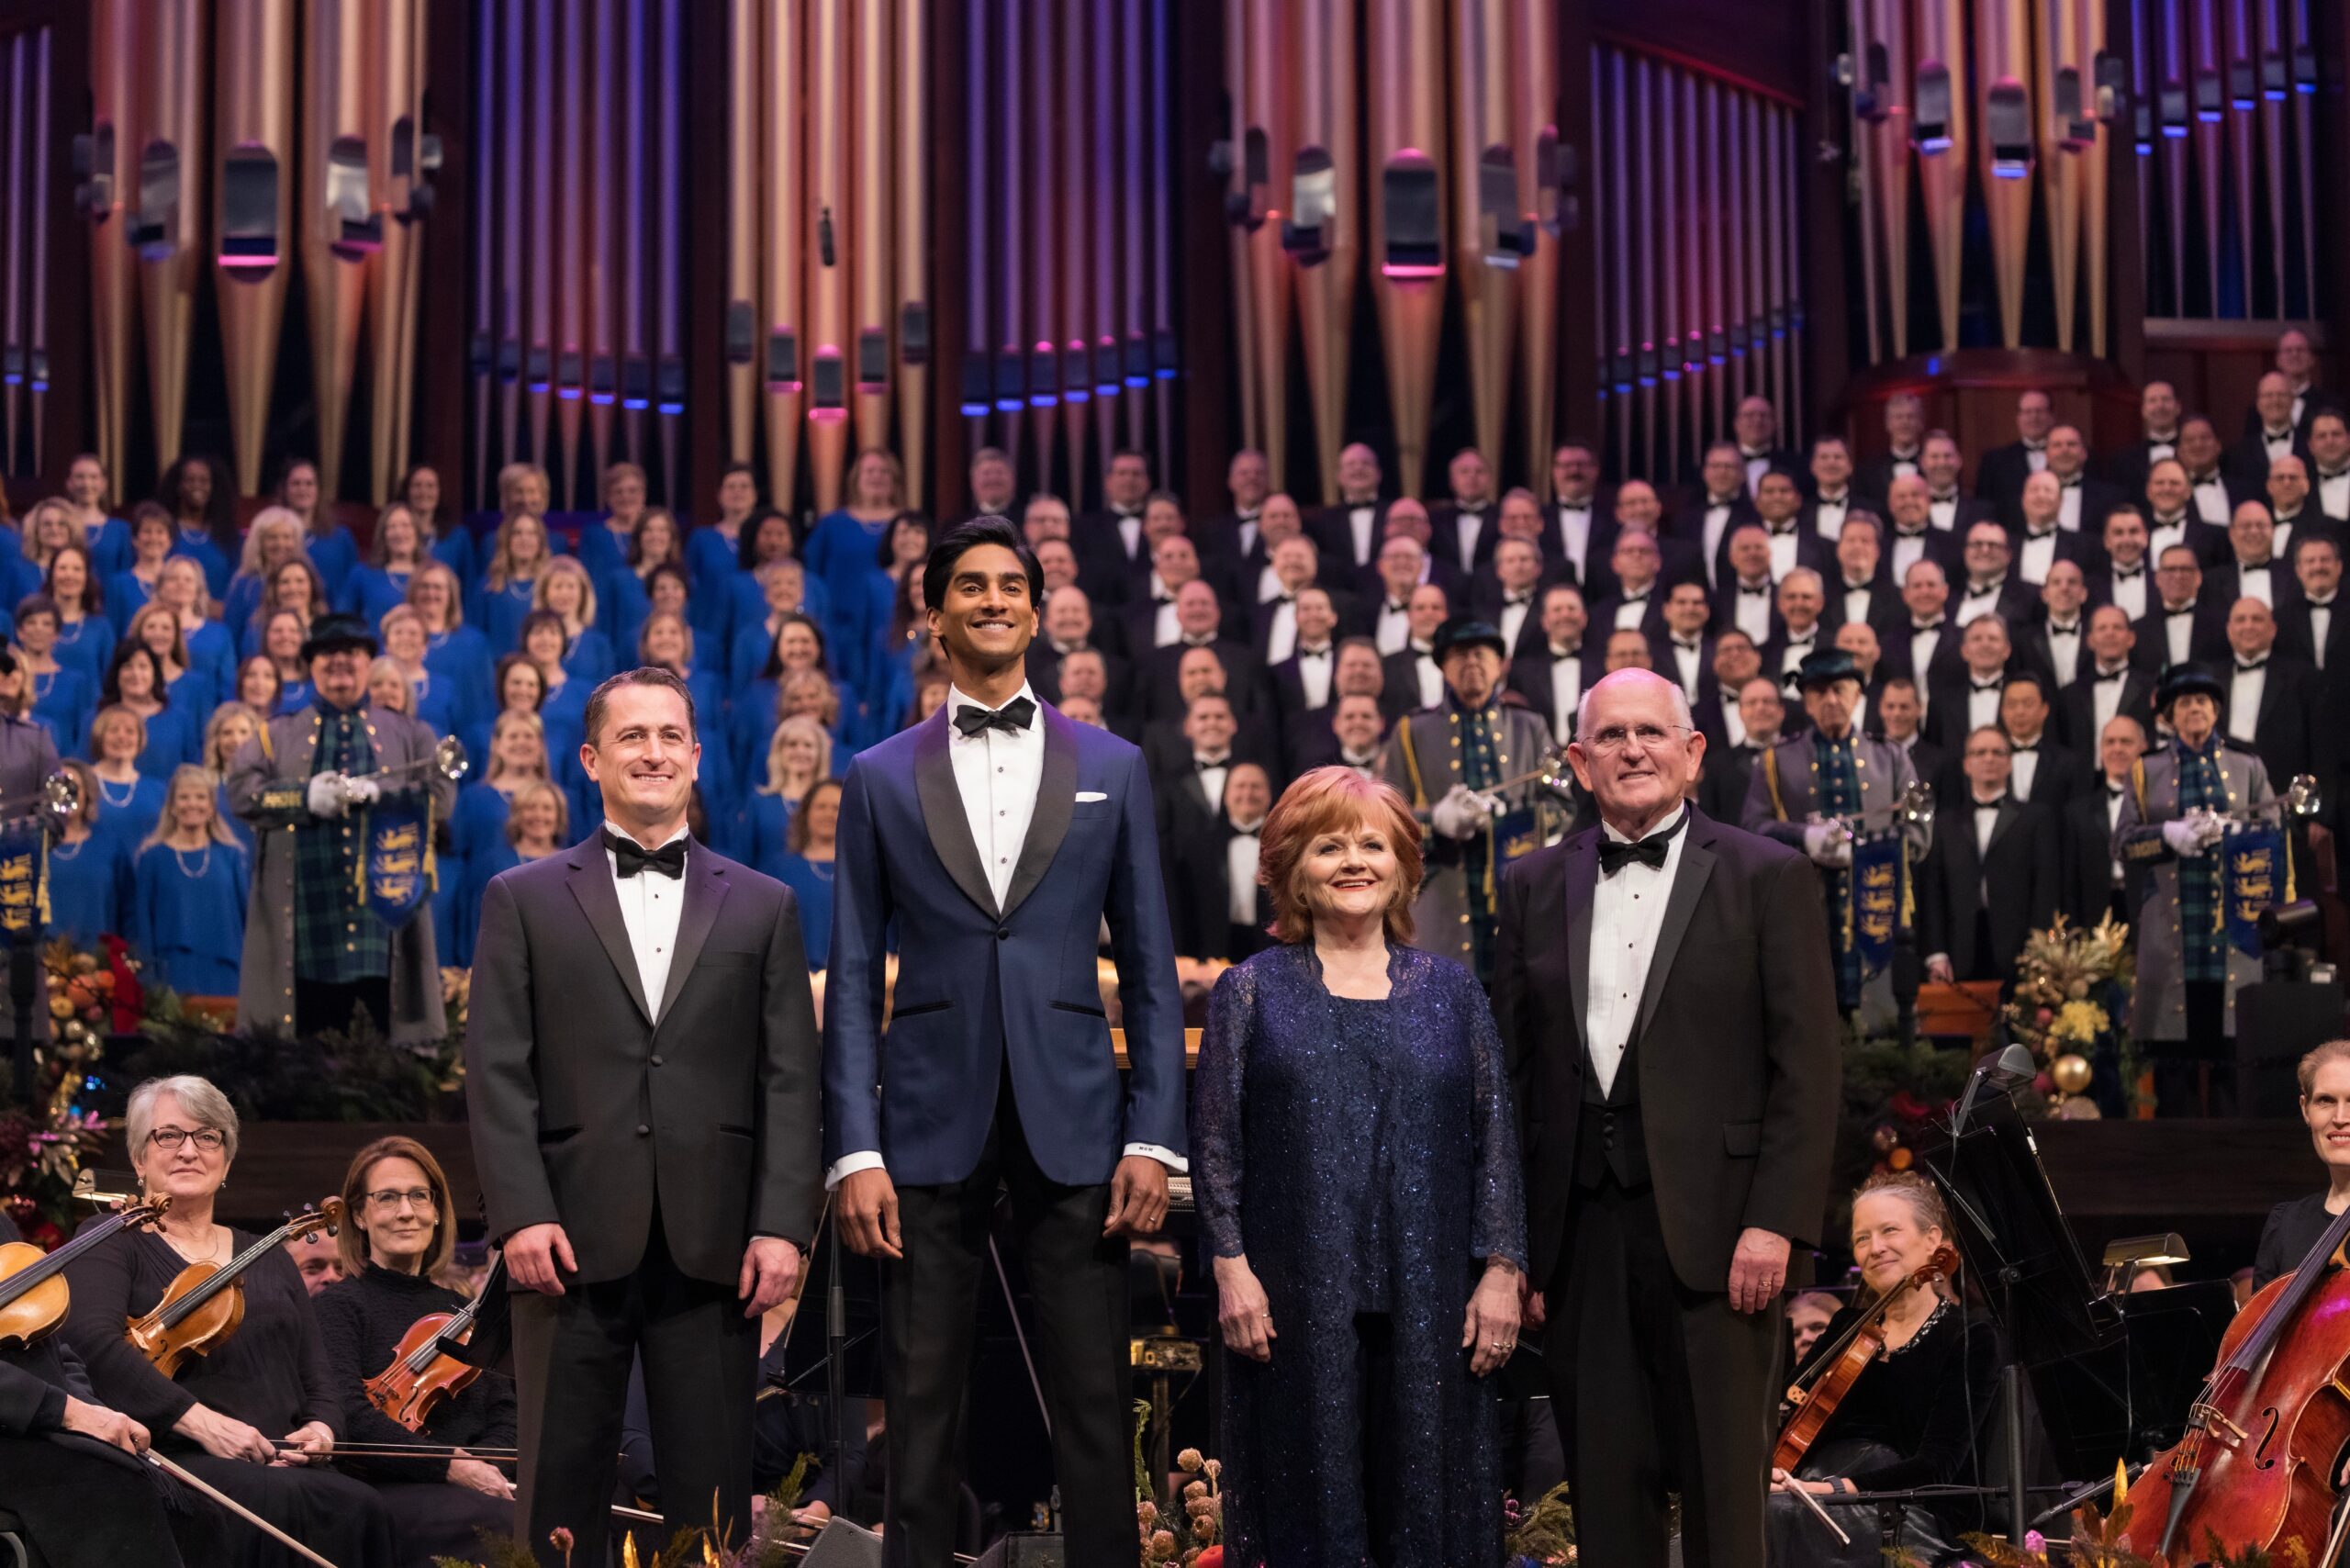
left=1780, top=567, right=1824, bottom=596
left=126, top=1074, right=241, bottom=1165
left=1575, top=666, right=1696, bottom=740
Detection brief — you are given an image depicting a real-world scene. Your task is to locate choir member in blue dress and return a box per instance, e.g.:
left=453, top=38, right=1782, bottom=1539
left=532, top=557, right=615, bottom=683
left=850, top=512, right=931, bottom=710
left=17, top=498, right=76, bottom=605
left=340, top=501, right=431, bottom=629
left=121, top=603, right=215, bottom=720
left=520, top=614, right=593, bottom=763
left=241, top=558, right=328, bottom=662
left=377, top=610, right=464, bottom=740
left=106, top=501, right=175, bottom=633
left=725, top=557, right=833, bottom=698
left=865, top=566, right=939, bottom=744
left=158, top=454, right=236, bottom=599
left=253, top=609, right=316, bottom=712
left=221, top=507, right=308, bottom=641
left=403, top=464, right=476, bottom=584
left=155, top=556, right=237, bottom=700
left=281, top=460, right=360, bottom=600
left=728, top=612, right=853, bottom=781
left=60, top=453, right=135, bottom=579
left=234, top=655, right=285, bottom=720
left=46, top=543, right=116, bottom=689
left=1192, top=766, right=1528, bottom=1568
left=802, top=449, right=904, bottom=678
left=633, top=610, right=729, bottom=814
left=575, top=460, right=649, bottom=600
left=602, top=507, right=686, bottom=656
left=476, top=511, right=553, bottom=652
left=724, top=506, right=811, bottom=660
left=201, top=703, right=263, bottom=856
left=450, top=711, right=549, bottom=863
left=102, top=645, right=198, bottom=778
left=775, top=777, right=839, bottom=970
left=13, top=598, right=93, bottom=756
left=129, top=765, right=250, bottom=998
left=407, top=564, right=496, bottom=734
left=44, top=760, right=130, bottom=946
left=493, top=459, right=555, bottom=532
left=454, top=778, right=567, bottom=966
left=685, top=464, right=762, bottom=657
left=85, top=707, right=167, bottom=856
left=735, top=713, right=828, bottom=878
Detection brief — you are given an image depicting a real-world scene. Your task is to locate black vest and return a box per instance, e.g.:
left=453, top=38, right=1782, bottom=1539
left=1575, top=1009, right=1650, bottom=1190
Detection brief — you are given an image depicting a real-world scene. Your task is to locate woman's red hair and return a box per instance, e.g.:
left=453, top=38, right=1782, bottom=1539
left=1257, top=767, right=1424, bottom=945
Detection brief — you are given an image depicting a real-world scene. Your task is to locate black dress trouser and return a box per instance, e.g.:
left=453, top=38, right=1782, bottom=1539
left=881, top=1077, right=1133, bottom=1568
left=511, top=1204, right=755, bottom=1568
left=0, top=1434, right=217, bottom=1568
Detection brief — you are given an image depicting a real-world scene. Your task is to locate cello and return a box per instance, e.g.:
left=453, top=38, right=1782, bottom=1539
left=128, top=1200, right=343, bottom=1376
left=1774, top=1243, right=1962, bottom=1472
left=363, top=1252, right=505, bottom=1431
left=0, top=1194, right=170, bottom=1349
left=2121, top=1199, right=2350, bottom=1564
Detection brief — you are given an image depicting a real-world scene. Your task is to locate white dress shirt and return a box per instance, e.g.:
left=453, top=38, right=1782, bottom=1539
left=1966, top=679, right=2003, bottom=734
left=1777, top=628, right=1818, bottom=680
left=1114, top=510, right=1144, bottom=560
left=1546, top=645, right=1584, bottom=742
left=1497, top=593, right=1535, bottom=659
left=1890, top=529, right=1930, bottom=581
left=1375, top=598, right=1412, bottom=654
left=1294, top=643, right=1334, bottom=709
left=2147, top=514, right=2196, bottom=566
left=2192, top=473, right=2232, bottom=524
left=1346, top=503, right=1379, bottom=566
left=1225, top=823, right=1264, bottom=925
left=2042, top=619, right=2083, bottom=687
left=2108, top=563, right=2149, bottom=621
left=1613, top=588, right=1655, bottom=631
left=2103, top=781, right=2128, bottom=886
left=2319, top=466, right=2350, bottom=521
left=1148, top=573, right=1181, bottom=647
left=2009, top=742, right=2042, bottom=801
left=1701, top=498, right=1738, bottom=582
left=2162, top=606, right=2196, bottom=666
left=2055, top=482, right=2083, bottom=533
left=1455, top=510, right=1485, bottom=570
left=1235, top=511, right=1260, bottom=559
left=1766, top=527, right=1800, bottom=582
left=1557, top=503, right=1594, bottom=579
left=2018, top=529, right=2057, bottom=585
left=2235, top=561, right=2275, bottom=607
left=1887, top=449, right=1920, bottom=480
left=1583, top=804, right=1689, bottom=1098
left=1841, top=581, right=1875, bottom=629
left=1908, top=621, right=1944, bottom=682
left=1192, top=752, right=1232, bottom=814
left=1256, top=563, right=1285, bottom=604
left=601, top=821, right=691, bottom=1020
left=2264, top=426, right=2298, bottom=464
left=1412, top=647, right=1444, bottom=710
left=2229, top=660, right=2266, bottom=743
left=1667, top=636, right=1705, bottom=699
left=2273, top=518, right=2297, bottom=562
left=1956, top=582, right=2006, bottom=625
left=1812, top=492, right=1850, bottom=540
left=1742, top=450, right=1774, bottom=495
left=2023, top=442, right=2049, bottom=474
left=1928, top=492, right=1962, bottom=532
left=1733, top=580, right=1774, bottom=644
left=1973, top=800, right=2002, bottom=875
left=2088, top=663, right=2129, bottom=734
left=1263, top=598, right=1299, bottom=664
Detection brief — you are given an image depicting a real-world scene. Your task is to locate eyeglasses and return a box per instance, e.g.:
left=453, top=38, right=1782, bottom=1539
left=147, top=1126, right=226, bottom=1153
left=365, top=1187, right=437, bottom=1212
left=1582, top=722, right=1694, bottom=756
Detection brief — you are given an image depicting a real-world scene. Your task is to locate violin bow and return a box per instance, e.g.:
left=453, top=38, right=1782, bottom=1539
left=144, top=1450, right=345, bottom=1568
left=1777, top=1477, right=1852, bottom=1549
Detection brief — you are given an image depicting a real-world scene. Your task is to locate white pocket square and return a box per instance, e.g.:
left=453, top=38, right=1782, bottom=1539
left=1076, top=790, right=1108, bottom=803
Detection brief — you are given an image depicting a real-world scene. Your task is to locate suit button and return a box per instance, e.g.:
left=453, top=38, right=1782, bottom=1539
left=997, top=926, right=1010, bottom=940
left=636, top=1124, right=651, bottom=1137
left=650, top=1055, right=665, bottom=1067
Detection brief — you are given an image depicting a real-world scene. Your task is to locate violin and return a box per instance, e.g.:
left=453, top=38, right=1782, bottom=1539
left=1774, top=1243, right=1961, bottom=1473
left=0, top=1194, right=171, bottom=1350
left=2121, top=1201, right=2350, bottom=1565
left=129, top=1200, right=343, bottom=1377
left=364, top=1253, right=505, bottom=1431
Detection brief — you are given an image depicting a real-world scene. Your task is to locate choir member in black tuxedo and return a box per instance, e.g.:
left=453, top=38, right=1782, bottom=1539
left=2087, top=507, right=2159, bottom=620
left=1974, top=389, right=2056, bottom=521
left=1382, top=584, right=1451, bottom=714
left=1715, top=525, right=1788, bottom=647
left=1142, top=654, right=1278, bottom=780
left=1055, top=649, right=1139, bottom=743
left=2019, top=561, right=2092, bottom=690
left=1139, top=583, right=1268, bottom=724
left=2257, top=327, right=2344, bottom=439
left=2266, top=456, right=2348, bottom=569
left=1252, top=539, right=1365, bottom=665
left=2057, top=607, right=2158, bottom=749
left=2312, top=411, right=2350, bottom=522
left=1922, top=727, right=2060, bottom=987
left=1997, top=673, right=2091, bottom=808
left=1509, top=584, right=1595, bottom=745
left=2063, top=713, right=2148, bottom=930
left=1740, top=473, right=1833, bottom=589
left=1118, top=535, right=1216, bottom=661
left=1073, top=449, right=1154, bottom=605
left=2041, top=426, right=2125, bottom=538
left=2204, top=500, right=2304, bottom=613
left=1762, top=570, right=1830, bottom=691
left=1951, top=522, right=2041, bottom=630
left=1164, top=761, right=1274, bottom=960
left=1366, top=533, right=1426, bottom=655
left=1194, top=448, right=1272, bottom=570
left=1596, top=481, right=1708, bottom=600
left=1698, top=675, right=1786, bottom=823
left=1799, top=439, right=1861, bottom=541
left=1691, top=633, right=1771, bottom=750
left=1430, top=446, right=1500, bottom=574
left=1819, top=513, right=1902, bottom=640
left=1919, top=434, right=1999, bottom=536
left=1028, top=587, right=1132, bottom=708
left=1594, top=530, right=1674, bottom=643
left=2010, top=471, right=2106, bottom=587
left=961, top=444, right=1021, bottom=523
left=2226, top=373, right=2312, bottom=492
left=2252, top=1039, right=2350, bottom=1293
left=1289, top=691, right=1392, bottom=778
left=2276, top=532, right=2350, bottom=670
left=1831, top=623, right=1892, bottom=735
left=2103, top=380, right=2185, bottom=499
left=1671, top=443, right=1760, bottom=583
left=1853, top=391, right=1926, bottom=506
left=2221, top=597, right=2320, bottom=787
left=1882, top=476, right=1965, bottom=586
left=1651, top=582, right=1718, bottom=704
left=1472, top=534, right=1554, bottom=663
left=2141, top=454, right=2230, bottom=567
left=1495, top=666, right=1841, bottom=1568
left=1731, top=395, right=1804, bottom=496
left=1368, top=501, right=1472, bottom=608
left=1545, top=439, right=1613, bottom=586
left=2178, top=418, right=2251, bottom=530
left=1308, top=442, right=1392, bottom=577
left=2132, top=544, right=2232, bottom=672
left=1603, top=630, right=1656, bottom=673
left=1330, top=635, right=1404, bottom=727
left=1267, top=587, right=1346, bottom=726
left=1230, top=493, right=1314, bottom=606
left=1886, top=559, right=1962, bottom=693
left=1925, top=615, right=2023, bottom=753
left=1874, top=678, right=1945, bottom=785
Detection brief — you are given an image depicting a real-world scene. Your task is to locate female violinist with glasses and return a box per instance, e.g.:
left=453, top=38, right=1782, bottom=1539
left=1765, top=1172, right=2000, bottom=1568
left=314, top=1136, right=519, bottom=1567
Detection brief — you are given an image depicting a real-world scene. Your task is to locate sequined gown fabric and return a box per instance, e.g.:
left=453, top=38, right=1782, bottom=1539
left=1192, top=942, right=1528, bottom=1567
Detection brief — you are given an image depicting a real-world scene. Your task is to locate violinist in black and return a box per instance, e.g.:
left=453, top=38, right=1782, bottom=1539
left=2253, top=1040, right=2350, bottom=1292
left=314, top=1136, right=519, bottom=1568
left=1766, top=1174, right=1998, bottom=1568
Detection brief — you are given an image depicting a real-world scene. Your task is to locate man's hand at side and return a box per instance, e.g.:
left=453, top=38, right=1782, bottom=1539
left=738, top=1237, right=803, bottom=1318
left=505, top=1222, right=576, bottom=1294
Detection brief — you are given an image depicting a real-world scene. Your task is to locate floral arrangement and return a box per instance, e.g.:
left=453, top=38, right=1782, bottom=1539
left=0, top=938, right=140, bottom=1240
left=437, top=1455, right=812, bottom=1568
left=1136, top=1430, right=1223, bottom=1565
left=1504, top=1482, right=1577, bottom=1564
left=1999, top=913, right=2137, bottom=1117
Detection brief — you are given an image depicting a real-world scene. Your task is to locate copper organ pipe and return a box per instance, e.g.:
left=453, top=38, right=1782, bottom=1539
left=2079, top=0, right=2111, bottom=354
left=26, top=27, right=50, bottom=469
left=1632, top=57, right=1656, bottom=478
left=553, top=0, right=586, bottom=504
left=366, top=0, right=427, bottom=505
left=1293, top=0, right=1360, bottom=506
left=303, top=0, right=372, bottom=498
left=1916, top=0, right=1970, bottom=351
left=2288, top=0, right=2314, bottom=315
left=2254, top=0, right=2285, bottom=317
left=1027, top=0, right=1057, bottom=490
left=808, top=0, right=851, bottom=512
left=2188, top=0, right=2221, bottom=315
left=2221, top=0, right=2255, bottom=315
left=998, top=0, right=1024, bottom=471
left=1147, top=0, right=1175, bottom=465
left=1658, top=67, right=1684, bottom=474
left=761, top=0, right=804, bottom=518
left=584, top=0, right=618, bottom=483
left=655, top=0, right=683, bottom=494
left=136, top=0, right=206, bottom=476
left=1451, top=0, right=1516, bottom=484
left=1368, top=0, right=1445, bottom=499
left=498, top=0, right=525, bottom=496
left=525, top=0, right=554, bottom=480
left=1057, top=0, right=1087, bottom=498
left=895, top=0, right=928, bottom=510
left=620, top=0, right=650, bottom=473
left=1512, top=0, right=1558, bottom=487
left=852, top=0, right=892, bottom=457
left=724, top=0, right=758, bottom=466
left=1974, top=0, right=2033, bottom=347
left=3, top=36, right=24, bottom=470
left=1222, top=0, right=1259, bottom=457
left=960, top=0, right=988, bottom=463
left=1088, top=0, right=1117, bottom=476
left=1243, top=0, right=1292, bottom=492
left=1765, top=100, right=1790, bottom=435
left=213, top=0, right=295, bottom=497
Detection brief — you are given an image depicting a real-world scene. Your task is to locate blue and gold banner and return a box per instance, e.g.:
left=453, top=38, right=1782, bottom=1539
left=0, top=824, right=42, bottom=937
left=2223, top=824, right=2287, bottom=958
left=360, top=801, right=433, bottom=928
left=1848, top=830, right=1906, bottom=978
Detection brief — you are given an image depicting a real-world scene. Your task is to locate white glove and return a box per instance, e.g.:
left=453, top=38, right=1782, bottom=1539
left=1431, top=785, right=1485, bottom=841
left=1802, top=821, right=1853, bottom=868
left=2162, top=817, right=2212, bottom=857
left=341, top=777, right=382, bottom=808
left=308, top=773, right=349, bottom=819
left=2196, top=809, right=2230, bottom=846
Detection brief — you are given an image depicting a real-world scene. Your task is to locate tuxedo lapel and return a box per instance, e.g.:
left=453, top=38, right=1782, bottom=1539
left=913, top=711, right=1000, bottom=918
left=1633, top=822, right=1717, bottom=1046
left=655, top=851, right=733, bottom=1023
left=1563, top=836, right=1597, bottom=1055
left=1986, top=799, right=2021, bottom=857
left=1002, top=710, right=1079, bottom=917
left=567, top=851, right=653, bottom=1024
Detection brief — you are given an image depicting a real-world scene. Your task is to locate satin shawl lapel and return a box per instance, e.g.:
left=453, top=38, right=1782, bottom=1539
left=1563, top=835, right=1597, bottom=1056
left=567, top=849, right=653, bottom=1025
left=1985, top=799, right=2022, bottom=857
left=655, top=851, right=732, bottom=1023
left=1002, top=709, right=1078, bottom=918
left=1631, top=822, right=1716, bottom=1046
left=913, top=710, right=1000, bottom=919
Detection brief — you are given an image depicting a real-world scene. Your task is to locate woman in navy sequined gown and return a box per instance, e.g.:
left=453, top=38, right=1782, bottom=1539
left=1192, top=767, right=1527, bottom=1568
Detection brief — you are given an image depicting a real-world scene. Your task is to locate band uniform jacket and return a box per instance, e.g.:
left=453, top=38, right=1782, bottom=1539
left=1740, top=730, right=1932, bottom=882
left=2113, top=741, right=2274, bottom=1040
left=1376, top=702, right=1560, bottom=970
left=226, top=705, right=457, bottom=1043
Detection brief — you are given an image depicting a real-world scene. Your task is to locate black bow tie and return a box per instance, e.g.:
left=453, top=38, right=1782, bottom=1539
left=1673, top=636, right=1702, bottom=651
left=2320, top=465, right=2349, bottom=480
left=2027, top=526, right=2056, bottom=540
left=1597, top=811, right=1688, bottom=875
left=1972, top=678, right=2002, bottom=692
left=1930, top=490, right=1959, bottom=503
left=1897, top=524, right=1930, bottom=538
left=2049, top=621, right=2080, bottom=635
left=2096, top=667, right=2127, bottom=683
left=2009, top=741, right=2038, bottom=754
left=1621, top=590, right=1649, bottom=603
left=2023, top=441, right=2047, bottom=453
left=1230, top=823, right=1260, bottom=838
left=2236, top=657, right=2267, bottom=673
left=1299, top=644, right=1331, bottom=659
left=1818, top=492, right=1849, bottom=506
left=607, top=831, right=686, bottom=879
left=2107, top=782, right=2126, bottom=800
left=1913, top=618, right=1943, bottom=633
left=2311, top=596, right=2336, bottom=609
left=1769, top=523, right=1797, bottom=536
left=1195, top=755, right=1231, bottom=772
left=2113, top=566, right=2144, bottom=579
left=2061, top=476, right=2082, bottom=488
left=1740, top=583, right=1771, bottom=597
left=954, top=696, right=1037, bottom=737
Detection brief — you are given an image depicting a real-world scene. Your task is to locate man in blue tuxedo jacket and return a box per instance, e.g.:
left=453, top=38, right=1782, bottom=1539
left=826, top=517, right=1188, bottom=1568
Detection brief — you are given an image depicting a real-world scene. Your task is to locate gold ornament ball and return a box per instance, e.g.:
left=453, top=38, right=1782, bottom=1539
left=2051, top=1053, right=2094, bottom=1096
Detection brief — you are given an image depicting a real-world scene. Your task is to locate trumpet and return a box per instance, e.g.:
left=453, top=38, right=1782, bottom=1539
left=344, top=736, right=471, bottom=788
left=2217, top=772, right=2322, bottom=825
left=1824, top=778, right=1935, bottom=834
left=0, top=769, right=83, bottom=834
